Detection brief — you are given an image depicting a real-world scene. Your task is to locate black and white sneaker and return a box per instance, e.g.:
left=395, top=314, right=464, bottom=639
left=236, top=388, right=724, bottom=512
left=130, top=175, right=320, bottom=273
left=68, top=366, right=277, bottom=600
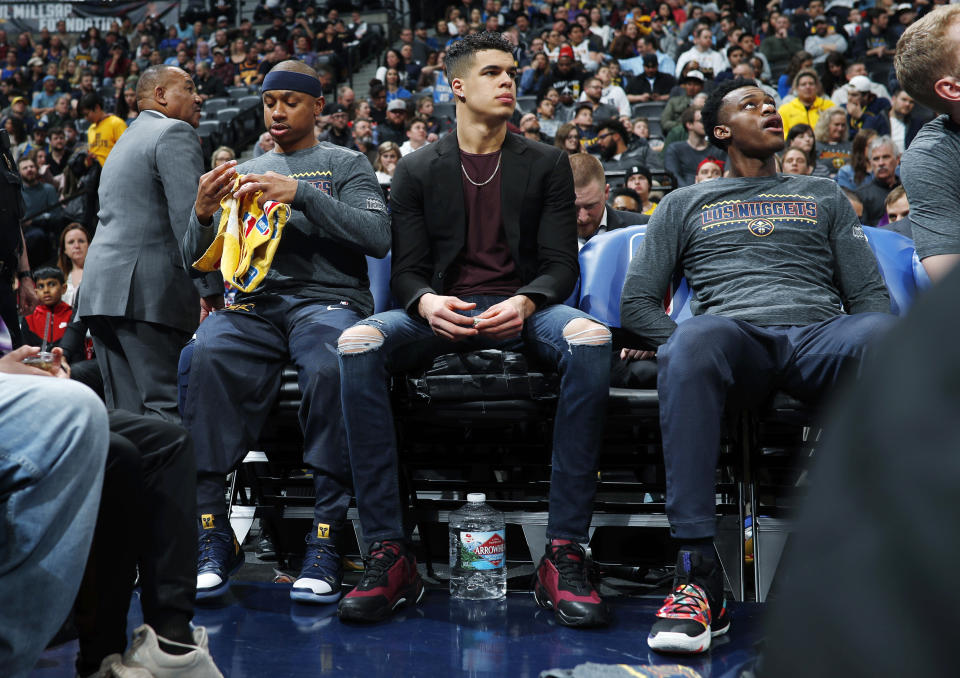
left=647, top=549, right=730, bottom=654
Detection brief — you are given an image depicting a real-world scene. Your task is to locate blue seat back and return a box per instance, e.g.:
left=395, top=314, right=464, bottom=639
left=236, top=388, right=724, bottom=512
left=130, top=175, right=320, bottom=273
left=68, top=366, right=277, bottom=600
left=577, top=224, right=930, bottom=328
left=366, top=252, right=395, bottom=314
left=578, top=226, right=692, bottom=327
left=861, top=225, right=930, bottom=316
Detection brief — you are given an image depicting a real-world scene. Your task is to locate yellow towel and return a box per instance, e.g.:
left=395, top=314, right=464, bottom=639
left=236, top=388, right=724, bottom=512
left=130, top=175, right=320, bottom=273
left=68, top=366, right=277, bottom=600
left=192, top=175, right=291, bottom=293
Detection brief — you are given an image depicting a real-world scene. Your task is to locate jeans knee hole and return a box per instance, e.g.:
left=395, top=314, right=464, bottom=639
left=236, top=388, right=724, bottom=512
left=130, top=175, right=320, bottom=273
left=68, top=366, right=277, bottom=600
left=564, top=326, right=612, bottom=346
left=337, top=326, right=385, bottom=355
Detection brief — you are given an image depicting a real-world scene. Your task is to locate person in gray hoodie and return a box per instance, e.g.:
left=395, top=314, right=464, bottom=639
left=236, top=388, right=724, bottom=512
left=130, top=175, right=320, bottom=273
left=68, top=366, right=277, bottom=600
left=180, top=59, right=390, bottom=606
left=621, top=78, right=895, bottom=656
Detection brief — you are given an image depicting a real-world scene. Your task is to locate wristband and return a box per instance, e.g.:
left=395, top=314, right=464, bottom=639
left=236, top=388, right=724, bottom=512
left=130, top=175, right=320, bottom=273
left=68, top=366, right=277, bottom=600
left=16, top=270, right=31, bottom=280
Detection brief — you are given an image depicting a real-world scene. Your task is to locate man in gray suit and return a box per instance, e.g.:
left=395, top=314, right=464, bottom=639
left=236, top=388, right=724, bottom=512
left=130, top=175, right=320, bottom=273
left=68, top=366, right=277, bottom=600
left=79, top=65, right=223, bottom=422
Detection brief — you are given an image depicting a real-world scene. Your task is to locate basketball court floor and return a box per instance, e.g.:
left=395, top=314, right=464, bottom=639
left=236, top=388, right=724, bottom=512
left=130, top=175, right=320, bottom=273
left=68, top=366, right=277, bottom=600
left=32, top=578, right=763, bottom=678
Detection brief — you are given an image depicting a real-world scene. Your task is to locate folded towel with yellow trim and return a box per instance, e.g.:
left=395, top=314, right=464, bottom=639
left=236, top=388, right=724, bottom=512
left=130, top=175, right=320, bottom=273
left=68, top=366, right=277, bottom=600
left=192, top=175, right=291, bottom=293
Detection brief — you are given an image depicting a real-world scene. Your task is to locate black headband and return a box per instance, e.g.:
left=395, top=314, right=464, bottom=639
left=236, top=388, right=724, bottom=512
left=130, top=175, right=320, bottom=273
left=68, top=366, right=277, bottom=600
left=261, top=71, right=323, bottom=97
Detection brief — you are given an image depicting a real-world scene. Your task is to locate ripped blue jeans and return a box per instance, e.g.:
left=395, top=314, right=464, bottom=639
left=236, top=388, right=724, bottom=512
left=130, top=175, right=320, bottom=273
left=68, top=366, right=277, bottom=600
left=337, top=296, right=611, bottom=544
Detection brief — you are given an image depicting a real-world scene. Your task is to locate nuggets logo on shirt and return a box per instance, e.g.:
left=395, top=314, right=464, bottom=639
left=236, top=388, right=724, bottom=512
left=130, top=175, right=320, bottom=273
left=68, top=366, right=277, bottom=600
left=699, top=194, right=818, bottom=237
left=747, top=218, right=775, bottom=237
left=290, top=170, right=333, bottom=196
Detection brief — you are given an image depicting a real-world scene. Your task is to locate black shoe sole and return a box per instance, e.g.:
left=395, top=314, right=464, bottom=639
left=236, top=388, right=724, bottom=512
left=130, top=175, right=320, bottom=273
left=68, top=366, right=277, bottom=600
left=533, top=580, right=610, bottom=628
left=338, top=578, right=425, bottom=623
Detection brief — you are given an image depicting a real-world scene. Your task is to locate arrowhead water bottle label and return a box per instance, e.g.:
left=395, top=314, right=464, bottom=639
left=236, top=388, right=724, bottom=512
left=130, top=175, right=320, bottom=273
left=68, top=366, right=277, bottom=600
left=457, top=530, right=506, bottom=570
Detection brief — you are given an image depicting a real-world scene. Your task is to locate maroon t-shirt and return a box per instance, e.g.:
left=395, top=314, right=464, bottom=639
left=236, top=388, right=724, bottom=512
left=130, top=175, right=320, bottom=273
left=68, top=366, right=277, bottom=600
left=446, top=149, right=522, bottom=297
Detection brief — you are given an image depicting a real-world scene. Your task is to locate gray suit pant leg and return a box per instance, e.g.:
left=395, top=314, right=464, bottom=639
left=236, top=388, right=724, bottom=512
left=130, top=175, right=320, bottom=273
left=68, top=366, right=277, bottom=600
left=90, top=316, right=190, bottom=423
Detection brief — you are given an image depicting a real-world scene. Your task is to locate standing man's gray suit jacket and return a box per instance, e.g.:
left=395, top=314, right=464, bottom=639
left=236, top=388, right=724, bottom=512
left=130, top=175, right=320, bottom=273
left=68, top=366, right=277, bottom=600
left=78, top=110, right=221, bottom=333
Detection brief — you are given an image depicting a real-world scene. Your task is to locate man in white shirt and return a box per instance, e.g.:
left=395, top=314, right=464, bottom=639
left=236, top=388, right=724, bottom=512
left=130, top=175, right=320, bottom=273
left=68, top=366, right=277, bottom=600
left=399, top=118, right=430, bottom=156
left=888, top=88, right=921, bottom=155
left=349, top=12, right=367, bottom=40
left=830, top=63, right=891, bottom=106
left=568, top=23, right=601, bottom=72
left=591, top=65, right=630, bottom=117
left=675, top=27, right=727, bottom=79
left=578, top=76, right=621, bottom=121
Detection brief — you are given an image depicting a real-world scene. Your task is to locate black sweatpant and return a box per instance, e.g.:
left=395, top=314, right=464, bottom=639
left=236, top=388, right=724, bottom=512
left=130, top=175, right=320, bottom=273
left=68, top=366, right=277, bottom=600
left=75, top=410, right=197, bottom=673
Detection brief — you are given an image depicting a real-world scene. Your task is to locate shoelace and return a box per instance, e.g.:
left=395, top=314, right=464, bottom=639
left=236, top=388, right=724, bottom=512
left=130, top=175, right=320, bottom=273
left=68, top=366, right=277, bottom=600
left=304, top=542, right=339, bottom=572
left=358, top=543, right=401, bottom=586
left=661, top=583, right=707, bottom=617
left=198, top=533, right=217, bottom=566
left=549, top=543, right=590, bottom=590
left=198, top=531, right=230, bottom=567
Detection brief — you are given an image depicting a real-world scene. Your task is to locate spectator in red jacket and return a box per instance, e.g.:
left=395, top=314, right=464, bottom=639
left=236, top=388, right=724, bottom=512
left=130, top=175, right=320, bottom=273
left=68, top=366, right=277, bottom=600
left=21, top=266, right=73, bottom=347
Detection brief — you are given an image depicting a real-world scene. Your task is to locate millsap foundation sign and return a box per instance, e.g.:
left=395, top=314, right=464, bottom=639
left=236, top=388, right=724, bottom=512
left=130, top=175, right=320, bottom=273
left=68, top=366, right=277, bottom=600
left=0, top=1, right=179, bottom=33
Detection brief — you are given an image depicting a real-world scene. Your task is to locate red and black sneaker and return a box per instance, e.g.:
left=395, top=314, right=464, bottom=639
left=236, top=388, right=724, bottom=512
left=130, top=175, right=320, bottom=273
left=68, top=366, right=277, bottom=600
left=647, top=549, right=731, bottom=654
left=337, top=540, right=424, bottom=623
left=533, top=539, right=610, bottom=627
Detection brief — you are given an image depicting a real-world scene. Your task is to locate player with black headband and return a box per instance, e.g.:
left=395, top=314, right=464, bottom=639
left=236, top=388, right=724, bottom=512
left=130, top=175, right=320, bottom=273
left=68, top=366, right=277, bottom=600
left=180, top=60, right=390, bottom=604
left=620, top=78, right=895, bottom=654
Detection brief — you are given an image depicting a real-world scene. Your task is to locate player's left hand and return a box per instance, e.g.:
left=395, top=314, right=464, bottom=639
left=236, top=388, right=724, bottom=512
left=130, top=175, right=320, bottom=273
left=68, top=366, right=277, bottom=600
left=17, top=275, right=38, bottom=315
left=473, top=295, right=535, bottom=340
left=233, top=171, right=299, bottom=207
left=620, top=348, right=656, bottom=361
left=199, top=294, right=225, bottom=324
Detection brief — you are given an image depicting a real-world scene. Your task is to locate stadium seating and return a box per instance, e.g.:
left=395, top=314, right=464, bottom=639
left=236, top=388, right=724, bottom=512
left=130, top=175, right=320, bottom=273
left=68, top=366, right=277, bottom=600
left=215, top=106, right=242, bottom=146
left=227, top=86, right=251, bottom=101
left=631, top=101, right=667, bottom=119
left=516, top=95, right=537, bottom=114
left=203, top=96, right=231, bottom=117
left=229, top=220, right=929, bottom=601
left=196, top=120, right=221, bottom=167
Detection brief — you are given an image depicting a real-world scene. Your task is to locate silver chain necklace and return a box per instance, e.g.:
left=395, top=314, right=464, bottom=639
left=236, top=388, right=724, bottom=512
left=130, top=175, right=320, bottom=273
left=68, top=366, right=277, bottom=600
left=461, top=152, right=502, bottom=187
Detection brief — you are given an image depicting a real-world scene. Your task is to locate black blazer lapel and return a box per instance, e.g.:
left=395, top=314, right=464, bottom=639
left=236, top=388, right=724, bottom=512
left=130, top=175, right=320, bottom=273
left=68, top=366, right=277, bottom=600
left=500, top=133, right=531, bottom=264
left=432, top=133, right=466, bottom=263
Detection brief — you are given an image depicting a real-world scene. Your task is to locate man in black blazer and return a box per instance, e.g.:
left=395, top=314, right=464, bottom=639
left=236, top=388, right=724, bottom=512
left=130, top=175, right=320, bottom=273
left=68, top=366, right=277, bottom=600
left=336, top=33, right=613, bottom=628
left=571, top=153, right=648, bottom=249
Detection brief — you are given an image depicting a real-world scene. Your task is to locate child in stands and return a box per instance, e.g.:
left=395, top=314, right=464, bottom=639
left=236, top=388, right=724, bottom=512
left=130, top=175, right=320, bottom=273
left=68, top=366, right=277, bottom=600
left=20, top=266, right=72, bottom=347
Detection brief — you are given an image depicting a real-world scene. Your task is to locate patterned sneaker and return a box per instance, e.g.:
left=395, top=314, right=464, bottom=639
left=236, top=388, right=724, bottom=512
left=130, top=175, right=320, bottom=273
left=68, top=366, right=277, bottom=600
left=647, top=549, right=731, bottom=654
left=291, top=527, right=343, bottom=604
left=337, top=541, right=424, bottom=622
left=120, top=624, right=223, bottom=677
left=196, top=514, right=244, bottom=600
left=533, top=539, right=610, bottom=628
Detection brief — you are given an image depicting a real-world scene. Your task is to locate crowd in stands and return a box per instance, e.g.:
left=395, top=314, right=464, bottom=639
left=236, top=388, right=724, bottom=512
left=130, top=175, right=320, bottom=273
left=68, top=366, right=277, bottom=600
left=3, top=3, right=953, bottom=673
left=4, top=0, right=934, bottom=369
left=2, top=0, right=930, bottom=431
left=294, top=0, right=928, bottom=238
left=0, top=3, right=918, bottom=264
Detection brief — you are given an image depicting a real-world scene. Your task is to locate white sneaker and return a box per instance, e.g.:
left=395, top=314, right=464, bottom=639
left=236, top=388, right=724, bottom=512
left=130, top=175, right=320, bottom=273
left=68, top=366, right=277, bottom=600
left=86, top=653, right=152, bottom=678
left=120, top=624, right=224, bottom=678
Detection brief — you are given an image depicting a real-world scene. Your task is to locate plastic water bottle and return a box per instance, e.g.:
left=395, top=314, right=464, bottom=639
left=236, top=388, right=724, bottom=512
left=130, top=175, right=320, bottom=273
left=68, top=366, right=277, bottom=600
left=449, top=493, right=507, bottom=599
